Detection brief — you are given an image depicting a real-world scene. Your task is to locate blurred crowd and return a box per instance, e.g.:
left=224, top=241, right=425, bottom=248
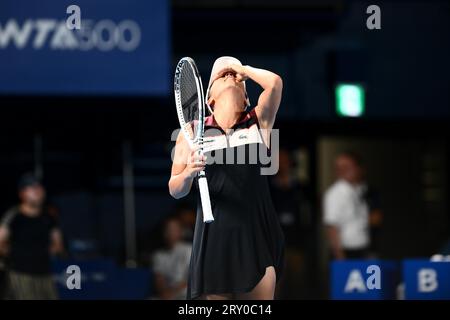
left=0, top=148, right=448, bottom=300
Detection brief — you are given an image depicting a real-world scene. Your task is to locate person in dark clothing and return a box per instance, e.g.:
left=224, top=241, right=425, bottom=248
left=0, top=173, right=64, bottom=299
left=270, top=149, right=312, bottom=299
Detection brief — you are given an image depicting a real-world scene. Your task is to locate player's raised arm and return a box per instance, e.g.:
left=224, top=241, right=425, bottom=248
left=218, top=64, right=283, bottom=130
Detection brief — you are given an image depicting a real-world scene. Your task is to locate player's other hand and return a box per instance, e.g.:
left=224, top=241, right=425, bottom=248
left=185, top=147, right=207, bottom=178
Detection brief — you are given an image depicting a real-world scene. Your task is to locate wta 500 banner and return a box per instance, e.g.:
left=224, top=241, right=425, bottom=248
left=0, top=0, right=170, bottom=95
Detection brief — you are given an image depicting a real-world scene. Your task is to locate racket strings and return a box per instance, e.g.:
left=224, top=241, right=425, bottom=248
left=179, top=64, right=200, bottom=140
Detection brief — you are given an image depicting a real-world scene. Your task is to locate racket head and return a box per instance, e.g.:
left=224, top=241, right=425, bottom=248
left=174, top=57, right=205, bottom=148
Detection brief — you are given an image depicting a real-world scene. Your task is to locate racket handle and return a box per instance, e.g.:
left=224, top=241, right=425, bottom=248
left=198, top=173, right=214, bottom=223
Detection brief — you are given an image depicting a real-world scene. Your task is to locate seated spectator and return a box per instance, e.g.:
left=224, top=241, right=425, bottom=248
left=151, top=217, right=192, bottom=300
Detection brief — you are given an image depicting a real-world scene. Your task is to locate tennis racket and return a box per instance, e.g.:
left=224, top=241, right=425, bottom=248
left=174, top=57, right=214, bottom=223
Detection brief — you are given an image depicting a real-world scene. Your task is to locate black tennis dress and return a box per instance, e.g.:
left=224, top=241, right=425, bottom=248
left=187, top=109, right=285, bottom=299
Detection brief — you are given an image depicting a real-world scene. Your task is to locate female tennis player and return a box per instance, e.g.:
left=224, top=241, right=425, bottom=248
left=169, top=56, right=284, bottom=300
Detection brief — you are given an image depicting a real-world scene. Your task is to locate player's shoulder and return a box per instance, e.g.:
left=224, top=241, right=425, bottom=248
left=175, top=129, right=190, bottom=149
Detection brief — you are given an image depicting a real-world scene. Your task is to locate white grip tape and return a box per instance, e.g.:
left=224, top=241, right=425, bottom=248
left=198, top=174, right=214, bottom=223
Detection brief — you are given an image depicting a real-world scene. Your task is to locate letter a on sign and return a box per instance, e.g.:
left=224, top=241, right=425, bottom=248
left=366, top=5, right=381, bottom=30
left=366, top=265, right=381, bottom=290
left=66, top=265, right=81, bottom=289
left=66, top=5, right=81, bottom=30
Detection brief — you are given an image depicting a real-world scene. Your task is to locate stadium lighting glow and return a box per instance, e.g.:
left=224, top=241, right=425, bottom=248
left=335, top=84, right=365, bottom=117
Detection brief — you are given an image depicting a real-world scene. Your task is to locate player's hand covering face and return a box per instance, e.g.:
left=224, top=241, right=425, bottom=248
left=209, top=65, right=247, bottom=108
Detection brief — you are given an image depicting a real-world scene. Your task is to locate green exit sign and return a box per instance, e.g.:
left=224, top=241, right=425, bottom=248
left=335, top=84, right=365, bottom=117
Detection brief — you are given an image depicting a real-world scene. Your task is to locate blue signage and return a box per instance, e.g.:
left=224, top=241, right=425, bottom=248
left=0, top=0, right=170, bottom=95
left=52, top=258, right=152, bottom=300
left=403, top=260, right=450, bottom=300
left=331, top=260, right=400, bottom=300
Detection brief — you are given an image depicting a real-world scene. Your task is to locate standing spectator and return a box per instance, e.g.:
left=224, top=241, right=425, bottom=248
left=0, top=173, right=64, bottom=299
left=271, top=149, right=313, bottom=299
left=323, top=152, right=381, bottom=260
left=152, top=217, right=192, bottom=300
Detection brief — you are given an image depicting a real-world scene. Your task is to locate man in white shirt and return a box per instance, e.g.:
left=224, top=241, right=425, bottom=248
left=323, top=152, right=371, bottom=260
